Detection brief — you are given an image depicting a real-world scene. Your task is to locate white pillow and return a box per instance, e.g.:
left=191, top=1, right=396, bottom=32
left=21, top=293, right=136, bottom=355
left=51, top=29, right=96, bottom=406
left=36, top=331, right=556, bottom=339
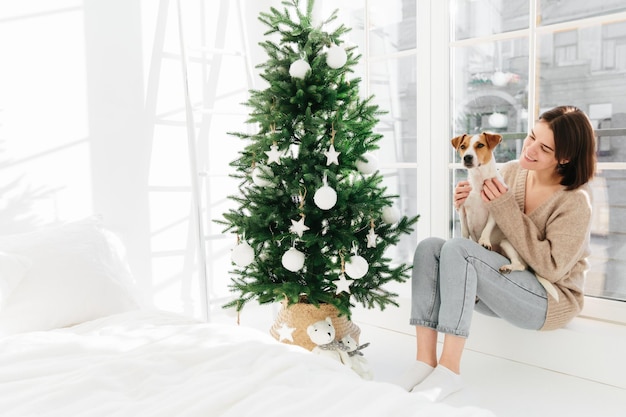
left=0, top=252, right=31, bottom=309
left=0, top=218, right=142, bottom=335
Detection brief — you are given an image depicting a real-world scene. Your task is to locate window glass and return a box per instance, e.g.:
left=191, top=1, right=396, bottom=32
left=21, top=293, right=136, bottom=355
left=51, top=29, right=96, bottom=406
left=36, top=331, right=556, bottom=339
left=451, top=37, right=529, bottom=139
left=380, top=169, right=418, bottom=266
left=538, top=21, right=626, bottom=302
left=370, top=56, right=417, bottom=164
left=366, top=0, right=418, bottom=270
left=539, top=0, right=626, bottom=26
left=451, top=2, right=626, bottom=303
left=553, top=30, right=578, bottom=65
left=368, top=0, right=416, bottom=55
left=451, top=36, right=530, bottom=240
left=452, top=0, right=529, bottom=41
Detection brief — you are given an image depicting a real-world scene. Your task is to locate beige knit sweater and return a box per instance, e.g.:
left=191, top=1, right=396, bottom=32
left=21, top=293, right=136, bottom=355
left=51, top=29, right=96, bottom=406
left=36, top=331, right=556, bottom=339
left=485, top=160, right=592, bottom=330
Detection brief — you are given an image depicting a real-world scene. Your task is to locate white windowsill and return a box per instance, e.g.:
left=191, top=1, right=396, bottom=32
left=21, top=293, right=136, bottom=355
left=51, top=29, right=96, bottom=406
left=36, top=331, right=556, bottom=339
left=353, top=295, right=626, bottom=390
left=580, top=295, right=626, bottom=326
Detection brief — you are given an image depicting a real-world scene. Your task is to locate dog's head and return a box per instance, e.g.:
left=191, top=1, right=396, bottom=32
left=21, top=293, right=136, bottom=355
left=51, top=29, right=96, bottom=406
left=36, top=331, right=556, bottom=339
left=451, top=132, right=502, bottom=169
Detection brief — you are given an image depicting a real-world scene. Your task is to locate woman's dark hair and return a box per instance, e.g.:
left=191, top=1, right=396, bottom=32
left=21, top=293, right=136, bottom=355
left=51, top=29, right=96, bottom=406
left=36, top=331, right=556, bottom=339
left=539, top=105, right=596, bottom=190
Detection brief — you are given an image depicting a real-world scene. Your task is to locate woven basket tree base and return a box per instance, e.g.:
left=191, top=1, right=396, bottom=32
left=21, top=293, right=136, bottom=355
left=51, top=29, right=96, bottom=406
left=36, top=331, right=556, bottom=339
left=269, top=301, right=360, bottom=351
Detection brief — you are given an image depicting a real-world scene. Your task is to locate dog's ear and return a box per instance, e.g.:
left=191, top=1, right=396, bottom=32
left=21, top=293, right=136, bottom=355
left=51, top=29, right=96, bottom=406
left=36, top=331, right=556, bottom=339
left=484, top=132, right=502, bottom=149
left=451, top=134, right=467, bottom=149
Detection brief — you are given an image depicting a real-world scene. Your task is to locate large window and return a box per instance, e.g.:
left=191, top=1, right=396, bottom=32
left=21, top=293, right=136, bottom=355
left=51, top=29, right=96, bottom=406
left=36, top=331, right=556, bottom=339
left=451, top=1, right=626, bottom=314
left=194, top=0, right=626, bottom=320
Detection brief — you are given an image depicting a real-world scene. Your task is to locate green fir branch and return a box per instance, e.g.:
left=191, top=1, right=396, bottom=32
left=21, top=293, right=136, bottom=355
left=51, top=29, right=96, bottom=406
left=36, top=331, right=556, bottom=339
left=217, top=0, right=419, bottom=318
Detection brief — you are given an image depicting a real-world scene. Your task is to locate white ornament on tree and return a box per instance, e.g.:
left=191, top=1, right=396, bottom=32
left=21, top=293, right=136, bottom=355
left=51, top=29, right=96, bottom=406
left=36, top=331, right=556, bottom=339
left=356, top=152, right=378, bottom=175
left=321, top=219, right=329, bottom=236
left=265, top=143, right=283, bottom=165
left=289, top=143, right=300, bottom=159
left=231, top=241, right=254, bottom=267
left=366, top=227, right=378, bottom=248
left=345, top=254, right=369, bottom=279
left=314, top=174, right=337, bottom=210
left=289, top=215, right=310, bottom=237
left=289, top=59, right=310, bottom=79
left=252, top=165, right=275, bottom=188
left=326, top=44, right=347, bottom=69
left=382, top=206, right=401, bottom=225
left=334, top=273, right=354, bottom=294
left=324, top=124, right=340, bottom=166
left=282, top=247, right=305, bottom=272
left=324, top=143, right=340, bottom=166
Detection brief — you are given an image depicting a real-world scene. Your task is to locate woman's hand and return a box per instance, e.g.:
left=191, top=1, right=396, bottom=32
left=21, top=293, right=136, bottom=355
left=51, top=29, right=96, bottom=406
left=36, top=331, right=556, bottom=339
left=481, top=178, right=508, bottom=202
left=454, top=181, right=471, bottom=209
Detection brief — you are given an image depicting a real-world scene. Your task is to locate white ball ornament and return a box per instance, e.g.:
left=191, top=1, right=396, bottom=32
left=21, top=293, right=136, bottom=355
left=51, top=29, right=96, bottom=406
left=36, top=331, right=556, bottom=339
left=282, top=247, right=305, bottom=272
left=231, top=241, right=254, bottom=267
left=326, top=44, right=347, bottom=69
left=289, top=143, right=300, bottom=159
left=345, top=255, right=369, bottom=279
left=491, top=71, right=510, bottom=87
left=356, top=152, right=379, bottom=175
left=252, top=165, right=275, bottom=188
left=382, top=206, right=401, bottom=224
left=314, top=185, right=337, bottom=210
left=488, top=112, right=508, bottom=128
left=289, top=59, right=311, bottom=79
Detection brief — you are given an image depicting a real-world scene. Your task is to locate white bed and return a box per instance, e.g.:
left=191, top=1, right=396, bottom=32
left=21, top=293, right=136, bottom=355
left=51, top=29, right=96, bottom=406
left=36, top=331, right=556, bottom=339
left=0, top=220, right=496, bottom=417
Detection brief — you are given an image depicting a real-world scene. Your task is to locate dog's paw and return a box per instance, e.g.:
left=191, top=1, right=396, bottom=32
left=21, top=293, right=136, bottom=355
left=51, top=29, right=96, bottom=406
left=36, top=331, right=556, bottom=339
left=479, top=239, right=492, bottom=250
left=499, top=263, right=526, bottom=273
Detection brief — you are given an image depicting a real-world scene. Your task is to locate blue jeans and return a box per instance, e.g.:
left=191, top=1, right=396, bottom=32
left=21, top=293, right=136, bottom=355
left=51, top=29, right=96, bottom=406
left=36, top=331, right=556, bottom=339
left=410, top=237, right=548, bottom=338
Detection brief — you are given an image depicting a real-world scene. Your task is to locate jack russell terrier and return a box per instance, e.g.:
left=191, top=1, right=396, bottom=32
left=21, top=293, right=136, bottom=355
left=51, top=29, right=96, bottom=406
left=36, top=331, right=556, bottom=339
left=451, top=132, right=527, bottom=273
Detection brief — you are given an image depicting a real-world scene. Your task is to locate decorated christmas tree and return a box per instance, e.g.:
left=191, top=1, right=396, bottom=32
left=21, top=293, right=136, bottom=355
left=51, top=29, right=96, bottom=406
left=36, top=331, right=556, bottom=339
left=219, top=0, right=418, bottom=320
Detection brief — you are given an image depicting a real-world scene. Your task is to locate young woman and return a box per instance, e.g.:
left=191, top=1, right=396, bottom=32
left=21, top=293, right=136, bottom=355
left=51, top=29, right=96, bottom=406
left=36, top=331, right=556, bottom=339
left=394, top=106, right=597, bottom=401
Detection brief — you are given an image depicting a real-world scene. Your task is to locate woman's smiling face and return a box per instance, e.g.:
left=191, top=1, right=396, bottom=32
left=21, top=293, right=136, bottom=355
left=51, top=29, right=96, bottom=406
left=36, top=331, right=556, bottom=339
left=519, top=121, right=559, bottom=172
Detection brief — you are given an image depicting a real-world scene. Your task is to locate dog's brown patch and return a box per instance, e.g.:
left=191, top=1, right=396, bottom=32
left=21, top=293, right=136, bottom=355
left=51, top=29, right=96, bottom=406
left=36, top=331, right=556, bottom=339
left=451, top=132, right=502, bottom=167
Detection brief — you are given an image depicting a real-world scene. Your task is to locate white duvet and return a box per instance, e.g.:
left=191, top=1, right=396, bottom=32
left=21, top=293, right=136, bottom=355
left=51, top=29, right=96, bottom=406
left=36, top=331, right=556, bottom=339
left=0, top=310, right=495, bottom=417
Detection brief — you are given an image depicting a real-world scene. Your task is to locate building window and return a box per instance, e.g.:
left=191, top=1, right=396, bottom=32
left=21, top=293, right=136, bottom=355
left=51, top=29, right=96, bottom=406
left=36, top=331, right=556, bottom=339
left=554, top=30, right=578, bottom=65
left=602, top=22, right=626, bottom=71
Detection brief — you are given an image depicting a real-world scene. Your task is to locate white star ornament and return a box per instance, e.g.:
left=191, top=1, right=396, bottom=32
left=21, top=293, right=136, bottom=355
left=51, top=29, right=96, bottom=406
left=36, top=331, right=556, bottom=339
left=289, top=217, right=310, bottom=238
left=324, top=144, right=340, bottom=166
left=334, top=273, right=354, bottom=294
left=265, top=144, right=283, bottom=165
left=366, top=228, right=378, bottom=248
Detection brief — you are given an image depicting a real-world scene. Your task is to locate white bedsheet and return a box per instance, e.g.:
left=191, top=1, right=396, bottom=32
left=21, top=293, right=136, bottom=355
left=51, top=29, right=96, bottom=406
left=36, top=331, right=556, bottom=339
left=0, top=310, right=496, bottom=417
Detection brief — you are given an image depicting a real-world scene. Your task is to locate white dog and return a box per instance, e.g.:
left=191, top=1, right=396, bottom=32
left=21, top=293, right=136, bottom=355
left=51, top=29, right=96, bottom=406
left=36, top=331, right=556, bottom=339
left=451, top=132, right=526, bottom=273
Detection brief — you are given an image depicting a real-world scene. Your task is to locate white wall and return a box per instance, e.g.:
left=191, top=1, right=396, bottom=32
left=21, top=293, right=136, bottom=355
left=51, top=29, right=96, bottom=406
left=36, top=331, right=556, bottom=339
left=0, top=1, right=93, bottom=230
left=0, top=0, right=278, bottom=318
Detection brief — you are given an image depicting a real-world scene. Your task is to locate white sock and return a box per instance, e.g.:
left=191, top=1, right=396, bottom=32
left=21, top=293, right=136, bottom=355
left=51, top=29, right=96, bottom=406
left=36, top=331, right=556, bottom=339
left=410, top=365, right=464, bottom=401
left=392, top=361, right=434, bottom=391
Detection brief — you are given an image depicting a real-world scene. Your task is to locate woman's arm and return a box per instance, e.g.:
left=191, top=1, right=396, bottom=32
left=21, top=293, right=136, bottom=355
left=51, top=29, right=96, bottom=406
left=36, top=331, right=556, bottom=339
left=485, top=187, right=591, bottom=280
